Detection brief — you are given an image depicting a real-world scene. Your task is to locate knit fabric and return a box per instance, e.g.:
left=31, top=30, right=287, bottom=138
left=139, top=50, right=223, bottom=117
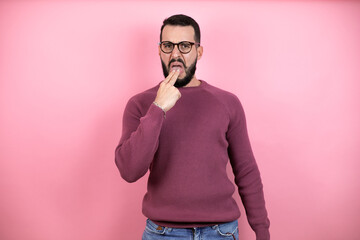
left=115, top=80, right=270, bottom=239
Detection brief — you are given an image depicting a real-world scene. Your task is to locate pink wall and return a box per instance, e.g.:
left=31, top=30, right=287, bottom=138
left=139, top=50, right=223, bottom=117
left=1, top=1, right=359, bottom=239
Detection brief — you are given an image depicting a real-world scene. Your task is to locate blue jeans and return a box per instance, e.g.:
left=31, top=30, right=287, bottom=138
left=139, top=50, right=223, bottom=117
left=142, top=219, right=239, bottom=240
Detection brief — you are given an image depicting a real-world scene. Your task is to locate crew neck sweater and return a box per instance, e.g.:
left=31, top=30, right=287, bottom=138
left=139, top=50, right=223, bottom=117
left=115, top=80, right=270, bottom=239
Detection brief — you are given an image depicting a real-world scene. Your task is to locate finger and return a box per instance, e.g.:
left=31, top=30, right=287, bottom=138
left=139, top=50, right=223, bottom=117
left=168, top=69, right=180, bottom=86
left=163, top=70, right=176, bottom=84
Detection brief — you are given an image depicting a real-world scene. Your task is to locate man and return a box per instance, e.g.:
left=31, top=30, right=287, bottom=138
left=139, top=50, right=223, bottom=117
left=115, top=14, right=270, bottom=240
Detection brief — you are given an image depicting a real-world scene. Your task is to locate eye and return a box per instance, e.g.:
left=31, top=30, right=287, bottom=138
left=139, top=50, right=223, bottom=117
left=162, top=42, right=173, bottom=49
left=180, top=42, right=191, bottom=50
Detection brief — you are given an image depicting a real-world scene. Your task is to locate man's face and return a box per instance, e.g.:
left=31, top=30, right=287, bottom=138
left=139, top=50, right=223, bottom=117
left=159, top=25, right=203, bottom=88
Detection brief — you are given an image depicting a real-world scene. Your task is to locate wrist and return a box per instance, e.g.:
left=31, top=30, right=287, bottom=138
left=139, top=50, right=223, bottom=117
left=153, top=101, right=166, bottom=118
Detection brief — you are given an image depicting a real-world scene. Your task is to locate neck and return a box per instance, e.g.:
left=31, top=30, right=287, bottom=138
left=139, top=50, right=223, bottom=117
left=184, top=76, right=201, bottom=87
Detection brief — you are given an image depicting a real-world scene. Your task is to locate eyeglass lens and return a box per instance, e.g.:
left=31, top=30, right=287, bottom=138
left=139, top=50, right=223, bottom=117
left=161, top=42, right=193, bottom=54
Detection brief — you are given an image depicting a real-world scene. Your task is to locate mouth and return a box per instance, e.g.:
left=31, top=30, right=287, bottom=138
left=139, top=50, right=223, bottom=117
left=170, top=62, right=184, bottom=73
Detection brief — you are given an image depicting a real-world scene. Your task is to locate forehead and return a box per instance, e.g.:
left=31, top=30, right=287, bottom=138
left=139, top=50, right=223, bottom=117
left=161, top=25, right=195, bottom=42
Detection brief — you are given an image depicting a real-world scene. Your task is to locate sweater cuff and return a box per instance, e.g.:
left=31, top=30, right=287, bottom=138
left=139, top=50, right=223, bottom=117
left=147, top=102, right=166, bottom=120
left=256, top=228, right=270, bottom=240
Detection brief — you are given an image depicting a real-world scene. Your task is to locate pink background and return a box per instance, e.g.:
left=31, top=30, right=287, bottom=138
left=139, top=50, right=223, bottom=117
left=1, top=1, right=359, bottom=239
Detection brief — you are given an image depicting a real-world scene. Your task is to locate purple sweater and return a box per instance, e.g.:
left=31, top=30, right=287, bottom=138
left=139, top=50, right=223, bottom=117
left=115, top=80, right=270, bottom=239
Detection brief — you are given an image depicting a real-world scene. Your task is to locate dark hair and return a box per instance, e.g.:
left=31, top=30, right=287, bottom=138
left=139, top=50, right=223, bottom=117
left=160, top=14, right=201, bottom=44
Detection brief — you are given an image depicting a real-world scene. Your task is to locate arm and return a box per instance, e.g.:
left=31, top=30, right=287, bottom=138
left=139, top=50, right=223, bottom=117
left=115, top=70, right=181, bottom=183
left=227, top=98, right=270, bottom=240
left=115, top=101, right=165, bottom=183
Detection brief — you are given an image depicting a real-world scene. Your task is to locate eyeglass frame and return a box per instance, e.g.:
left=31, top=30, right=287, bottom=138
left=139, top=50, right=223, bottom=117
left=159, top=41, right=201, bottom=54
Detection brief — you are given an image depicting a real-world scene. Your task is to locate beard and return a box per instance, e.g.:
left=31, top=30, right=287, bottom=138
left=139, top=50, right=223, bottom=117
left=161, top=58, right=197, bottom=88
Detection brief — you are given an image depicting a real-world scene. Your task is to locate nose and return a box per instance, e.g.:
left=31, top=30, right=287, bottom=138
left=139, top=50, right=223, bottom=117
left=170, top=44, right=181, bottom=58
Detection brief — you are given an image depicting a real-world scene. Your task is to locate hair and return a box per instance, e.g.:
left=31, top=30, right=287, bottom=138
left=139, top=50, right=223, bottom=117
left=160, top=14, right=201, bottom=44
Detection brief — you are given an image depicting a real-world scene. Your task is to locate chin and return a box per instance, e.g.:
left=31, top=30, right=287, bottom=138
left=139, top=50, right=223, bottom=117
left=174, top=77, right=192, bottom=88
left=179, top=73, right=186, bottom=79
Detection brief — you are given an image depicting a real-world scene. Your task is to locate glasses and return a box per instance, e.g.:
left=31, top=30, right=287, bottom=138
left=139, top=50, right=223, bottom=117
left=159, top=41, right=200, bottom=54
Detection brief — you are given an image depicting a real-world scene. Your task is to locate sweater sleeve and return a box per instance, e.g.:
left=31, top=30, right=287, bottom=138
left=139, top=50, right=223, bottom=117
left=226, top=97, right=270, bottom=240
left=115, top=98, right=165, bottom=183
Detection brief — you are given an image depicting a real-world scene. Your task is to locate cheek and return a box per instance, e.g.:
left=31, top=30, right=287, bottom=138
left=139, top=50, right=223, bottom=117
left=160, top=54, right=170, bottom=65
left=184, top=55, right=195, bottom=67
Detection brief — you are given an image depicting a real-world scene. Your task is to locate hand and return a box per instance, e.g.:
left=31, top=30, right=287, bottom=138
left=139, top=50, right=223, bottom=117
left=154, top=70, right=181, bottom=112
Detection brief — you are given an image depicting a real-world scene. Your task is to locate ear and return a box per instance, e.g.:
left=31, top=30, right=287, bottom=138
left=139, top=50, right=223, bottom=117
left=197, top=45, right=203, bottom=60
left=158, top=45, right=161, bottom=56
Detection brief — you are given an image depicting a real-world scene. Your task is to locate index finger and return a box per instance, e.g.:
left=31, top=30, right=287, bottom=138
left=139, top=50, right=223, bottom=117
left=168, top=69, right=180, bottom=86
left=163, top=70, right=176, bottom=84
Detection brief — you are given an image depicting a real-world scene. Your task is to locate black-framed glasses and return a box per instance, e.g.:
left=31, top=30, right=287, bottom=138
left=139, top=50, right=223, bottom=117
left=159, top=41, right=200, bottom=54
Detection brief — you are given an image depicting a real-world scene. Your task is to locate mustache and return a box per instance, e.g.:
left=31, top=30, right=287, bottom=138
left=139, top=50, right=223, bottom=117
left=168, top=58, right=185, bottom=67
